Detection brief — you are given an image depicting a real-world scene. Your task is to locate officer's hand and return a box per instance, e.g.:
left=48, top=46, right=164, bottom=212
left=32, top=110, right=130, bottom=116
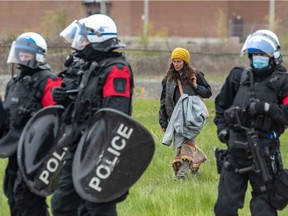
left=52, top=87, right=69, bottom=104
left=248, top=101, right=269, bottom=117
left=218, top=128, right=229, bottom=144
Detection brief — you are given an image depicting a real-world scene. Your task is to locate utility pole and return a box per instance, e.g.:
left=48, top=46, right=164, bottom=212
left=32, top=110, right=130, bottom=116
left=269, top=0, right=275, bottom=30
left=143, top=0, right=149, bottom=36
left=100, top=0, right=107, bottom=15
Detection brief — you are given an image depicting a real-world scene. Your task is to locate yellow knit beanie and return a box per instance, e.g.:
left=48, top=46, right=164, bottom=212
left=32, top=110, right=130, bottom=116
left=171, top=47, right=190, bottom=63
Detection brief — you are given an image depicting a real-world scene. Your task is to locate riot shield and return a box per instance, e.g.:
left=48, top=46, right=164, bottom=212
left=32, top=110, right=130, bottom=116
left=17, top=105, right=69, bottom=196
left=72, top=108, right=155, bottom=203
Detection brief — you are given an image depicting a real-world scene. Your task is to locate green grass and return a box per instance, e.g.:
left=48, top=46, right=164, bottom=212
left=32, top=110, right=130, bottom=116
left=117, top=99, right=219, bottom=216
left=117, top=99, right=288, bottom=216
left=1, top=99, right=288, bottom=215
left=0, top=159, right=7, bottom=213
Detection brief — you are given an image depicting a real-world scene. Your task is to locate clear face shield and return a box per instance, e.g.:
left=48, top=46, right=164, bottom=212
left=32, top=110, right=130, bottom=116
left=240, top=34, right=252, bottom=56
left=7, top=41, right=43, bottom=69
left=240, top=33, right=277, bottom=57
left=60, top=20, right=90, bottom=51
left=246, top=39, right=275, bottom=57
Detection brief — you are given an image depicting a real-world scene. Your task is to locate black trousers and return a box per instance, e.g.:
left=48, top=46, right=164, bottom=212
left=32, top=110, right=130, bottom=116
left=3, top=154, right=49, bottom=216
left=51, top=154, right=127, bottom=216
left=214, top=154, right=277, bottom=216
left=51, top=154, right=84, bottom=216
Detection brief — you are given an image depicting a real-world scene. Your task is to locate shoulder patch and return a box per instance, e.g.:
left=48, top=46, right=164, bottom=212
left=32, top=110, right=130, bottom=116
left=103, top=65, right=131, bottom=98
left=113, top=78, right=126, bottom=93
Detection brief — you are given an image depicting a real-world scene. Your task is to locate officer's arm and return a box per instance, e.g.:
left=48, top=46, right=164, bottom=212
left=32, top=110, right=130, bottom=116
left=42, top=77, right=63, bottom=107
left=101, top=63, right=133, bottom=115
left=252, top=74, right=288, bottom=125
left=214, top=68, right=242, bottom=131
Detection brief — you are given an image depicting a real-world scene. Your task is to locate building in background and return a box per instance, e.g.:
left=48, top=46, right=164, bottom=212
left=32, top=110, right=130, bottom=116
left=0, top=0, right=287, bottom=41
left=82, top=0, right=112, bottom=15
left=0, top=1, right=84, bottom=41
left=109, top=0, right=288, bottom=39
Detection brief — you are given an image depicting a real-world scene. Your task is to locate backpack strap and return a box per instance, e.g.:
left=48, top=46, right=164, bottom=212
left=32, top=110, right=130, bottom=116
left=240, top=67, right=251, bottom=85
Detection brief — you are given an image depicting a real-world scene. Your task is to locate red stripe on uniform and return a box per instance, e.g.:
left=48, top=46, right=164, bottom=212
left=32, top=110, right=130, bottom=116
left=282, top=96, right=288, bottom=105
left=42, top=77, right=62, bottom=107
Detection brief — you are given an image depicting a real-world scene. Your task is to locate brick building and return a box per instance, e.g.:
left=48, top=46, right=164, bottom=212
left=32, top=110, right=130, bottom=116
left=109, top=0, right=288, bottom=39
left=0, top=0, right=287, bottom=41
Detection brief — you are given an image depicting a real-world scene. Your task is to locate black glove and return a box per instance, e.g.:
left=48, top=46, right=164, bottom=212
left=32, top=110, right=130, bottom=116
left=64, top=53, right=74, bottom=67
left=52, top=87, right=69, bottom=105
left=218, top=128, right=229, bottom=144
left=248, top=101, right=269, bottom=117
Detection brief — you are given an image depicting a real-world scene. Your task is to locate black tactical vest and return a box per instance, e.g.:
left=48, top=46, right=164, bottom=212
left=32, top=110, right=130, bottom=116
left=232, top=68, right=285, bottom=134
left=72, top=56, right=133, bottom=123
left=0, top=70, right=54, bottom=157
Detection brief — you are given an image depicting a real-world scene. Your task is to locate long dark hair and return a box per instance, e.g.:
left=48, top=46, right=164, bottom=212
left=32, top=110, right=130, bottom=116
left=166, top=61, right=197, bottom=86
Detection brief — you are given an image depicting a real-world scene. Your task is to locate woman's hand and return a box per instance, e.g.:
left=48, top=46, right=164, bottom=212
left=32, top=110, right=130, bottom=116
left=191, top=74, right=197, bottom=88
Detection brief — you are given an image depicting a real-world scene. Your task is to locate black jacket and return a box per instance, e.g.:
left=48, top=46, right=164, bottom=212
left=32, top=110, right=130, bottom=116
left=214, top=65, right=288, bottom=136
left=159, top=70, right=212, bottom=129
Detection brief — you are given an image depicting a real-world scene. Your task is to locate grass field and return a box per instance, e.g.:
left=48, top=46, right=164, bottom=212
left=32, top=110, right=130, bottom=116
left=117, top=99, right=288, bottom=216
left=1, top=99, right=288, bottom=216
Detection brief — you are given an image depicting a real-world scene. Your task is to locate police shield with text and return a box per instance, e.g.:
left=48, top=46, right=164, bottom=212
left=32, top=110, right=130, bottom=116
left=73, top=108, right=155, bottom=203
left=214, top=29, right=288, bottom=215
left=17, top=105, right=66, bottom=197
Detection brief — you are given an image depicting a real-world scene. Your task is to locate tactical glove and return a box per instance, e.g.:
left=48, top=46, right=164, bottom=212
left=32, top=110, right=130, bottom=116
left=217, top=128, right=229, bottom=144
left=52, top=87, right=69, bottom=106
left=248, top=101, right=270, bottom=117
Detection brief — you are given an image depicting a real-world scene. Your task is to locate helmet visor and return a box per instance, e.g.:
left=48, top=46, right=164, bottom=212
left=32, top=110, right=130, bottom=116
left=7, top=41, right=39, bottom=68
left=59, top=20, right=78, bottom=44
left=241, top=33, right=277, bottom=57
left=240, top=34, right=252, bottom=56
left=247, top=37, right=275, bottom=57
left=60, top=20, right=90, bottom=50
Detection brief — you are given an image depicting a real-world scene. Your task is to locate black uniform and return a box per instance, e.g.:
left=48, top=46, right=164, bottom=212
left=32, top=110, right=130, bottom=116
left=51, top=51, right=134, bottom=216
left=214, top=65, right=288, bottom=216
left=2, top=68, right=60, bottom=216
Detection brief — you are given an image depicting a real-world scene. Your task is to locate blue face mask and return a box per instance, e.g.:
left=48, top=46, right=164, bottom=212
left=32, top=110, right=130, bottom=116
left=252, top=56, right=270, bottom=69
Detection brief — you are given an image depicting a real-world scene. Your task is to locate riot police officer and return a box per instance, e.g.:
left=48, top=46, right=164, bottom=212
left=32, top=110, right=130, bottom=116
left=51, top=14, right=134, bottom=216
left=214, top=29, right=288, bottom=216
left=2, top=32, right=61, bottom=216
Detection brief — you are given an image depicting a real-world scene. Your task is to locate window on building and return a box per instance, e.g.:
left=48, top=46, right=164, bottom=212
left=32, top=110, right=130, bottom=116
left=82, top=0, right=111, bottom=16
